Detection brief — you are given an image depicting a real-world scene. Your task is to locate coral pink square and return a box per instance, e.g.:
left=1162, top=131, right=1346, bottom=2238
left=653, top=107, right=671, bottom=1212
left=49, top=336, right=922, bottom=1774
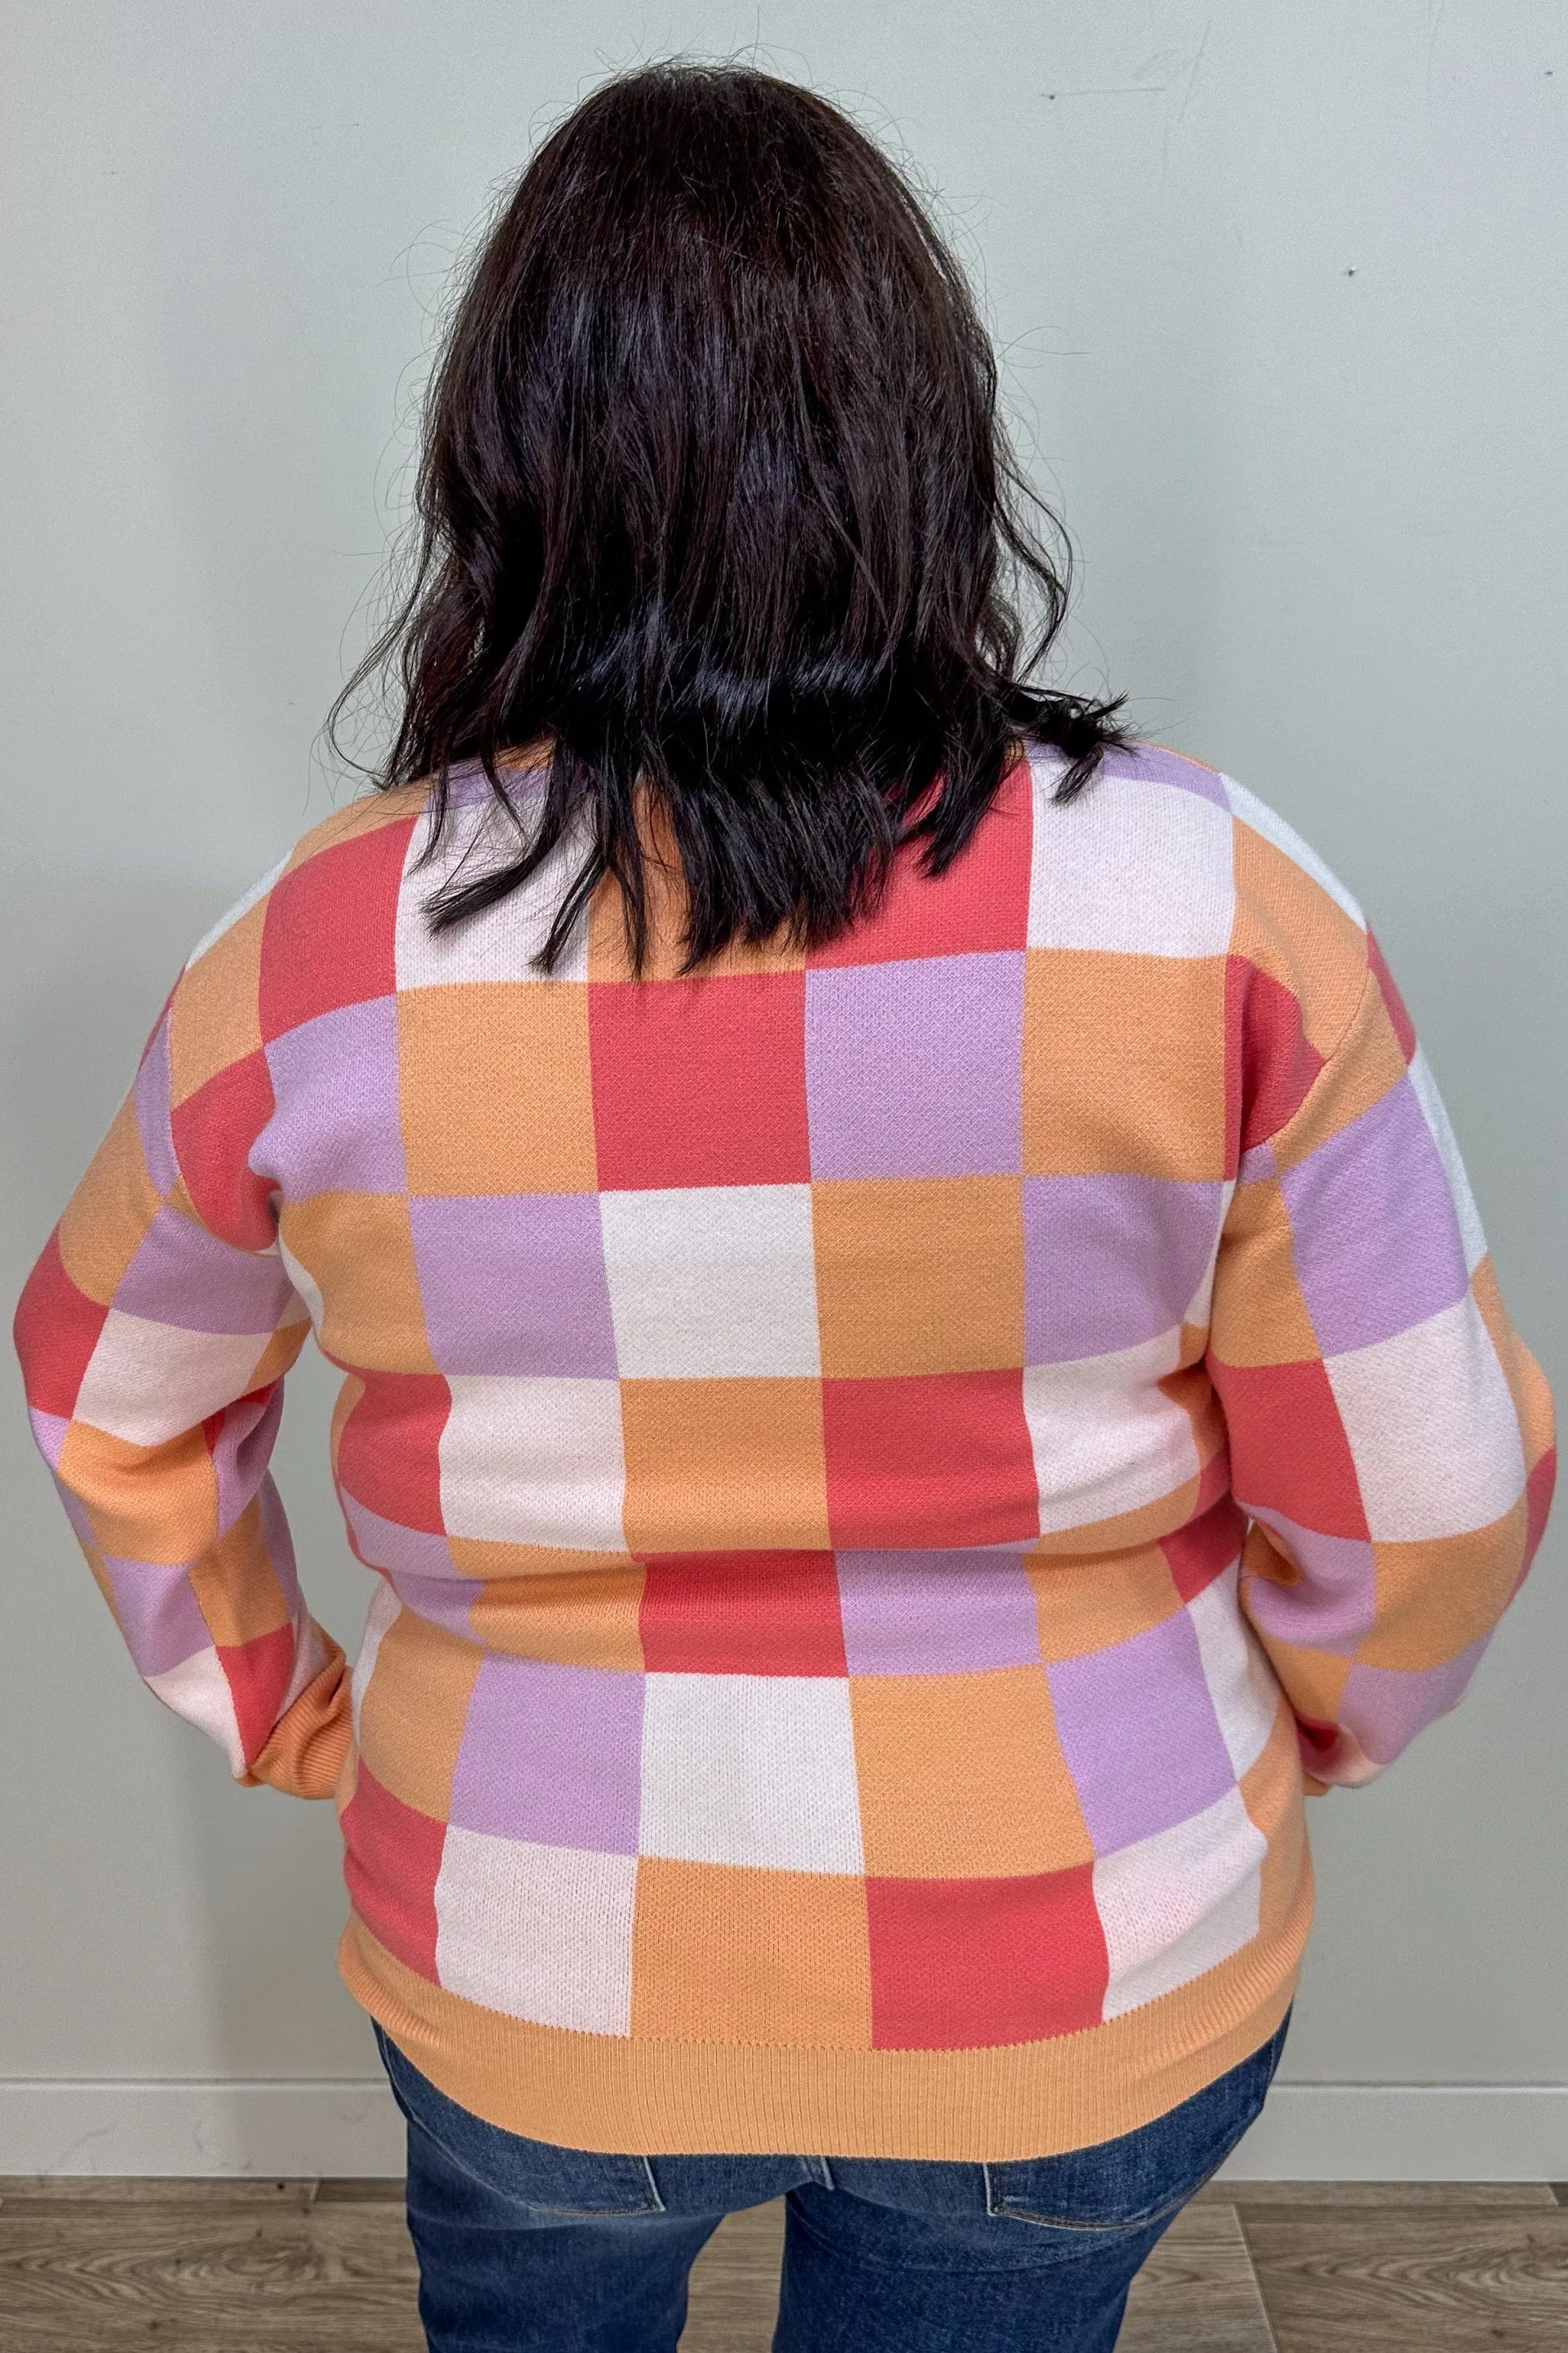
left=1161, top=1495, right=1249, bottom=1602
left=1207, top=1355, right=1370, bottom=1540
left=638, top=1550, right=847, bottom=1675
left=259, top=817, right=412, bottom=1042
left=823, top=1369, right=1039, bottom=1549
left=217, top=1623, right=297, bottom=1770
left=341, top=1763, right=447, bottom=1982
left=13, top=1230, right=110, bottom=1420
left=1224, top=957, right=1326, bottom=1165
left=867, top=1867, right=1108, bottom=2049
left=335, top=1370, right=451, bottom=1537
left=170, top=1050, right=278, bottom=1252
left=589, top=970, right=810, bottom=1188
left=807, top=759, right=1033, bottom=966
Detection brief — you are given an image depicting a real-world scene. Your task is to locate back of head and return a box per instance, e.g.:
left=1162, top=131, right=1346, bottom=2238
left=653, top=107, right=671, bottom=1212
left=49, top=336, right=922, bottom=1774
left=341, top=61, right=1123, bottom=970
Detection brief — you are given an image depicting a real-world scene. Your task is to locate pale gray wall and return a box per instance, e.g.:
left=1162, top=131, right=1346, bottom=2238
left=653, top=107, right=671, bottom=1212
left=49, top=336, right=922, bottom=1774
left=2, top=0, right=1563, bottom=2112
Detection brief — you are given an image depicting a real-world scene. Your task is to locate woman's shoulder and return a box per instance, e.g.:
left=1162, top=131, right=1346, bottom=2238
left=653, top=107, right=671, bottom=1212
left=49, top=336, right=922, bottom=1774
left=163, top=784, right=438, bottom=1098
left=1023, top=735, right=1374, bottom=1055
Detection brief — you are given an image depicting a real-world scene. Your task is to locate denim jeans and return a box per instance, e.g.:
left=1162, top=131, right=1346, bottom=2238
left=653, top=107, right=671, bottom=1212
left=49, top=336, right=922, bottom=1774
left=376, top=2013, right=1288, bottom=2353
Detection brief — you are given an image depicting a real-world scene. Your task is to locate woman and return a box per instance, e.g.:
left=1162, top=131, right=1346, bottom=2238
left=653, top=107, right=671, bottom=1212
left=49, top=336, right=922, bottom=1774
left=14, top=60, right=1553, bottom=2353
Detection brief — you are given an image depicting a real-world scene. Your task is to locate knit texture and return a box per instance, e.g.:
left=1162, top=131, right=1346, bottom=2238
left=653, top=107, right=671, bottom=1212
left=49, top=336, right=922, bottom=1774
left=14, top=742, right=1554, bottom=2159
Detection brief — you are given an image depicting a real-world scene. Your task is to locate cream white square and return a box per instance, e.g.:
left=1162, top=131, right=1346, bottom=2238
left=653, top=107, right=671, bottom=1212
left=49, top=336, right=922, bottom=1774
left=1408, top=1048, right=1489, bottom=1274
left=147, top=1646, right=246, bottom=1777
left=434, top=1829, right=636, bottom=2034
left=1221, top=774, right=1364, bottom=925
left=184, top=855, right=290, bottom=970
left=638, top=1673, right=864, bottom=1873
left=1023, top=1331, right=1201, bottom=1536
left=1095, top=1786, right=1265, bottom=2021
left=1187, top=1563, right=1282, bottom=1779
left=1028, top=772, right=1235, bottom=957
left=350, top=1578, right=400, bottom=1745
left=599, top=1185, right=821, bottom=1378
left=1182, top=1180, right=1235, bottom=1331
left=394, top=795, right=592, bottom=988
left=1325, top=1293, right=1525, bottom=1542
left=277, top=1236, right=326, bottom=1332
left=440, top=1375, right=626, bottom=1550
left=74, top=1311, right=272, bottom=1447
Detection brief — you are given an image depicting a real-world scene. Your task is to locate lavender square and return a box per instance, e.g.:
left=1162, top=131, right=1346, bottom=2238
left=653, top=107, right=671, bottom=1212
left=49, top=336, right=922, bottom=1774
left=343, top=1494, right=463, bottom=1583
left=448, top=1654, right=644, bottom=1853
left=384, top=1571, right=482, bottom=1642
left=1023, top=1175, right=1224, bottom=1363
left=30, top=1409, right=69, bottom=1472
left=1281, top=1076, right=1469, bottom=1356
left=1098, top=743, right=1230, bottom=807
left=1340, top=1636, right=1488, bottom=1766
left=261, top=997, right=407, bottom=1196
left=115, top=1204, right=298, bottom=1335
left=105, top=1556, right=212, bottom=1679
left=1047, top=1610, right=1237, bottom=1853
left=805, top=951, right=1024, bottom=1178
left=1242, top=1507, right=1378, bottom=1655
left=836, top=1550, right=1042, bottom=1674
left=134, top=1010, right=180, bottom=1194
left=410, top=1193, right=617, bottom=1377
left=213, top=1396, right=285, bottom=1540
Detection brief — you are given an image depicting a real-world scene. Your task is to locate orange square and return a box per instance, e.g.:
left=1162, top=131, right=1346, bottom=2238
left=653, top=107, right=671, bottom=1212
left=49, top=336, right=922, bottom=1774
left=619, top=1377, right=830, bottom=1553
left=1248, top=1633, right=1351, bottom=1727
left=247, top=1317, right=312, bottom=1391
left=168, top=901, right=267, bottom=1108
left=467, top=1563, right=647, bottom=1672
left=57, top=1095, right=166, bottom=1306
left=631, top=1858, right=870, bottom=2045
left=1207, top=1177, right=1320, bottom=1366
left=1364, top=1505, right=1527, bottom=1672
left=398, top=982, right=597, bottom=1193
left=279, top=1194, right=437, bottom=1373
left=1243, top=1701, right=1308, bottom=1946
left=812, top=1177, right=1025, bottom=1378
left=59, top=1422, right=218, bottom=1566
left=356, top=1599, right=482, bottom=1820
left=187, top=1496, right=294, bottom=1646
left=1231, top=819, right=1367, bottom=1059
left=1023, top=950, right=1228, bottom=1180
left=850, top=1666, right=1093, bottom=1878
left=1267, top=988, right=1409, bottom=1174
left=279, top=784, right=429, bottom=875
left=1028, top=1545, right=1184, bottom=1662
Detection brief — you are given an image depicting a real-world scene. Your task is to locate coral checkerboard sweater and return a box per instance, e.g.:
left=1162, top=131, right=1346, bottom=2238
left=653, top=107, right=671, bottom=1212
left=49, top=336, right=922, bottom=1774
left=14, top=743, right=1554, bottom=2161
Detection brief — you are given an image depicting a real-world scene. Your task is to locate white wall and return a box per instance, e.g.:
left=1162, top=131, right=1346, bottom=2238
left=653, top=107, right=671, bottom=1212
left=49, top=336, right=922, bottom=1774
left=2, top=0, right=1563, bottom=2175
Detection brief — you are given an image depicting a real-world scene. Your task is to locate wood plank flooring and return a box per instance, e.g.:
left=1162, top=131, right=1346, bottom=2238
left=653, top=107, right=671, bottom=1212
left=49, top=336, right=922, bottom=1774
left=0, top=2176, right=1563, bottom=2349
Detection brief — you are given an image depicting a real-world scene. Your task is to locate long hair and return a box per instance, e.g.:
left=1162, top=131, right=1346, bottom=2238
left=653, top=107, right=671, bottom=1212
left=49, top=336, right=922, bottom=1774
left=332, top=61, right=1125, bottom=972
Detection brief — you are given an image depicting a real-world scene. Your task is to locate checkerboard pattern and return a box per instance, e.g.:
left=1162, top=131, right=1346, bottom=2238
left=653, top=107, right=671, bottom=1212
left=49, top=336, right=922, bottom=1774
left=16, top=743, right=1554, bottom=2137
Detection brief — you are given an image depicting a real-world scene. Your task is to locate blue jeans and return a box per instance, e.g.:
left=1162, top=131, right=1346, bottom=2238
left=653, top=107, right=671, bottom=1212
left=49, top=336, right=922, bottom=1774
left=376, top=2014, right=1288, bottom=2352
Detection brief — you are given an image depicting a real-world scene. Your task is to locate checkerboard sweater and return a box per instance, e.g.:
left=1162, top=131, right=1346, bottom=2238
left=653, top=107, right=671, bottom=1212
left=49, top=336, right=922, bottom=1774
left=14, top=743, right=1554, bottom=2160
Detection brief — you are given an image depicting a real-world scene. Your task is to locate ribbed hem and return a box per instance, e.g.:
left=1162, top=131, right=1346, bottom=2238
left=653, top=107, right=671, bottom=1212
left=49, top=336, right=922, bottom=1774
left=339, top=1861, right=1310, bottom=2162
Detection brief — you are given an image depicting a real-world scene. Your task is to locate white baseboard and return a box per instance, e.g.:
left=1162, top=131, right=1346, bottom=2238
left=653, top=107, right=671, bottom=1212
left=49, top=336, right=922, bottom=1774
left=0, top=2079, right=1562, bottom=2181
left=0, top=2081, right=406, bottom=2179
left=1218, top=2084, right=1568, bottom=2180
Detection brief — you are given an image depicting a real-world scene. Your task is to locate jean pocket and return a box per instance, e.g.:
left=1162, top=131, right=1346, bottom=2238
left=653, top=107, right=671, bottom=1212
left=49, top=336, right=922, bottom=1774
left=985, top=2014, right=1289, bottom=2231
left=376, top=2026, right=664, bottom=2219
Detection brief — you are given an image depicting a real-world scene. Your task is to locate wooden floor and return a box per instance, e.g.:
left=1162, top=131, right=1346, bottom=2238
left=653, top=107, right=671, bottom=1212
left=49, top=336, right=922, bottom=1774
left=0, top=2176, right=1563, bottom=2349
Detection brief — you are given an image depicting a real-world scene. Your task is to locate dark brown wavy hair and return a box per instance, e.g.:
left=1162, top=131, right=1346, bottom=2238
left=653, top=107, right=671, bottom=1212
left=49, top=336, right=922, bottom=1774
left=333, top=61, right=1125, bottom=971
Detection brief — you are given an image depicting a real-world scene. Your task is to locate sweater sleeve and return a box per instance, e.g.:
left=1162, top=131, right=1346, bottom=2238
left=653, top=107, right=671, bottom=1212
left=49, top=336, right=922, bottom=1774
left=12, top=975, right=350, bottom=1800
left=1207, top=940, right=1555, bottom=1788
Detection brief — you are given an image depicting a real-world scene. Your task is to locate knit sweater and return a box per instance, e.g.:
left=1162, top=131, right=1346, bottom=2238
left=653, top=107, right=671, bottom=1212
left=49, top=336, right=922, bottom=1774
left=14, top=742, right=1554, bottom=2161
